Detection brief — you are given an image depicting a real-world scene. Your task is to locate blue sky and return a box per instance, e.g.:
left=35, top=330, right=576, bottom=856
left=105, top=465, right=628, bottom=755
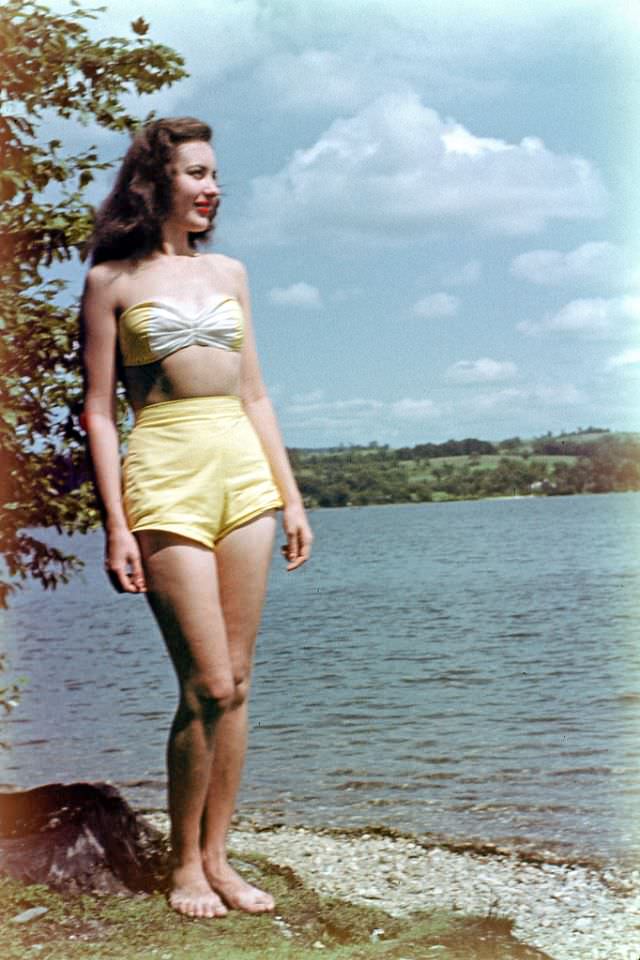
left=51, top=0, right=639, bottom=447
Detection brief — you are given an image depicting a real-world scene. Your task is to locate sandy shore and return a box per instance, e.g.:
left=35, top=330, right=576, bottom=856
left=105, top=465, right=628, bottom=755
left=146, top=814, right=639, bottom=960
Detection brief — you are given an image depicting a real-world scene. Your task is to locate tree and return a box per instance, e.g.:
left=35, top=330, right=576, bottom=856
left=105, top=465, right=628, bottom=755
left=0, top=0, right=187, bottom=606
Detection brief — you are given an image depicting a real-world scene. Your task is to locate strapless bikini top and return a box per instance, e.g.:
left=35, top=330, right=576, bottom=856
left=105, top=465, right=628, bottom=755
left=118, top=296, right=244, bottom=366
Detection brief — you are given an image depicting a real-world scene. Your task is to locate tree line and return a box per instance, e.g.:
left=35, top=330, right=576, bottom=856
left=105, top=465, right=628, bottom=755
left=289, top=433, right=640, bottom=508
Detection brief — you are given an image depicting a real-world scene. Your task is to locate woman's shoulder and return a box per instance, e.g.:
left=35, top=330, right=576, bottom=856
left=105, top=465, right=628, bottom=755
left=83, top=260, right=136, bottom=318
left=201, top=251, right=246, bottom=276
left=200, top=252, right=248, bottom=296
left=85, top=259, right=135, bottom=291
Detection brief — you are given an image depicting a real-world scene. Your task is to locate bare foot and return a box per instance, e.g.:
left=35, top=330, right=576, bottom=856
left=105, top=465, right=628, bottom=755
left=203, top=856, right=275, bottom=914
left=169, top=863, right=228, bottom=919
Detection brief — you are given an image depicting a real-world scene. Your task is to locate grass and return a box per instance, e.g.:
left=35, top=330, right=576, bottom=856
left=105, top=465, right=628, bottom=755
left=0, top=852, right=551, bottom=960
left=401, top=453, right=576, bottom=474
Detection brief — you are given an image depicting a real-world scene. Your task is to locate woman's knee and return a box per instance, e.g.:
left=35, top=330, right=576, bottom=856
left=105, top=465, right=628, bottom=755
left=231, top=673, right=251, bottom=709
left=180, top=668, right=250, bottom=720
left=183, top=674, right=237, bottom=719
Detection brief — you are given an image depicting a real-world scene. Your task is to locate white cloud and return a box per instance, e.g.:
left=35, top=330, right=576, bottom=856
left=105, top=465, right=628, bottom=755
left=237, top=90, right=607, bottom=243
left=214, top=0, right=626, bottom=119
left=532, top=384, right=585, bottom=405
left=284, top=392, right=440, bottom=428
left=413, top=292, right=460, bottom=319
left=286, top=396, right=384, bottom=417
left=202, top=2, right=516, bottom=121
left=291, top=389, right=326, bottom=403
left=390, top=398, right=440, bottom=419
left=269, top=282, right=322, bottom=308
left=470, top=387, right=525, bottom=411
left=606, top=349, right=640, bottom=370
left=510, top=241, right=631, bottom=287
left=445, top=358, right=518, bottom=383
left=256, top=49, right=366, bottom=112
left=441, top=124, right=512, bottom=157
left=469, top=383, right=584, bottom=411
left=518, top=296, right=640, bottom=338
left=443, top=260, right=482, bottom=287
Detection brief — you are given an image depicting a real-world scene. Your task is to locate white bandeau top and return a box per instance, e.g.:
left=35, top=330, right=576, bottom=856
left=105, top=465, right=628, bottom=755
left=118, top=296, right=244, bottom=366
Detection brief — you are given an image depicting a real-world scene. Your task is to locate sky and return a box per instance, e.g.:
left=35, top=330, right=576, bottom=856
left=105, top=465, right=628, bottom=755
left=48, top=0, right=640, bottom=447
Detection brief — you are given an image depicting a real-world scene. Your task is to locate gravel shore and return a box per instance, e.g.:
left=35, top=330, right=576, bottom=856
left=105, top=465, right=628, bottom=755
left=146, top=815, right=640, bottom=960
left=233, top=825, right=639, bottom=960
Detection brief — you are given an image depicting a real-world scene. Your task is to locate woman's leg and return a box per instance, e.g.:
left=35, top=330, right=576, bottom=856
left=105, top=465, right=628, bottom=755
left=200, top=512, right=277, bottom=912
left=137, top=531, right=234, bottom=919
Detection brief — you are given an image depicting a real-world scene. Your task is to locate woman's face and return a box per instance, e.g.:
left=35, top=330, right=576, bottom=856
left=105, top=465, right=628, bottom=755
left=168, top=140, right=220, bottom=233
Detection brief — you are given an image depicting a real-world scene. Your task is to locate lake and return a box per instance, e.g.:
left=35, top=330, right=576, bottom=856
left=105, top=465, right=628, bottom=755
left=3, top=493, right=639, bottom=866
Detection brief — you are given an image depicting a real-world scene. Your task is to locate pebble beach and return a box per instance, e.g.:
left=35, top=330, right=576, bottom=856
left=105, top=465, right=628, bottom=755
left=232, top=824, right=639, bottom=960
left=145, top=815, right=640, bottom=960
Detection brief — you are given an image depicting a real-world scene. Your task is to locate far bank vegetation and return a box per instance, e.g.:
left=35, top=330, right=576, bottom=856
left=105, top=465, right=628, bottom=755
left=289, top=428, right=640, bottom=508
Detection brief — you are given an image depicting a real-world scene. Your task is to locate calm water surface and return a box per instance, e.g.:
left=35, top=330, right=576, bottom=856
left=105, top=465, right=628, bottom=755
left=3, top=494, right=639, bottom=865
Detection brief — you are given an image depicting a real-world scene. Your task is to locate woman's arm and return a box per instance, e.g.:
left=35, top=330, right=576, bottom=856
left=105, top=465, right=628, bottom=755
left=81, top=266, right=146, bottom=593
left=234, top=263, right=312, bottom=571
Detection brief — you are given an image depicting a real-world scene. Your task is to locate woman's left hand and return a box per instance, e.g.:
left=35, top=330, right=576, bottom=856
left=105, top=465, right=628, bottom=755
left=281, top=501, right=313, bottom=571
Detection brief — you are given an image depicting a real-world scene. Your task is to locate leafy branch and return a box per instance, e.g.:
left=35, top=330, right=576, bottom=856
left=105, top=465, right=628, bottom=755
left=0, top=0, right=187, bottom=606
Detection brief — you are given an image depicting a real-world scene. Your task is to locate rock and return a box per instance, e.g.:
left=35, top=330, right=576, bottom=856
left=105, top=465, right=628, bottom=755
left=272, top=916, right=294, bottom=939
left=0, top=783, right=167, bottom=894
left=357, top=887, right=382, bottom=898
left=11, top=906, right=49, bottom=924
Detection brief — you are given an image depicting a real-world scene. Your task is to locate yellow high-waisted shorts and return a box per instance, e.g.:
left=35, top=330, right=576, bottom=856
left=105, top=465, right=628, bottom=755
left=122, top=396, right=283, bottom=549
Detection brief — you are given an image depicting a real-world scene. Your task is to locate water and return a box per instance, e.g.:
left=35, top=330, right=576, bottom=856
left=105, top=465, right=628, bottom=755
left=2, top=494, right=639, bottom=865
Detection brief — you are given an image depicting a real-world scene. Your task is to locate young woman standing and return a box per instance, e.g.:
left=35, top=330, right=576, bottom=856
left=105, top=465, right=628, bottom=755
left=82, top=117, right=312, bottom=919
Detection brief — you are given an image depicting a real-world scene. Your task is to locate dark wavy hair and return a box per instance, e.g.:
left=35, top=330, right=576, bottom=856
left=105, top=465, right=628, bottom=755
left=87, top=117, right=214, bottom=265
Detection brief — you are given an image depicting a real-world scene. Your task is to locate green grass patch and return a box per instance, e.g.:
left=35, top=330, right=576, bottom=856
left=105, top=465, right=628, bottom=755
left=0, top=853, right=550, bottom=960
left=402, top=454, right=576, bottom=473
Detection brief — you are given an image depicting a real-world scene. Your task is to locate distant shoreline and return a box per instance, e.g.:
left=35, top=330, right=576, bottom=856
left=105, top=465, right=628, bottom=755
left=303, top=488, right=638, bottom=510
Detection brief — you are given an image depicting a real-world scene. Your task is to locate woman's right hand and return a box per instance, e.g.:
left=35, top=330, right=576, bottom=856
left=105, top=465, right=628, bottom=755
left=105, top=527, right=147, bottom=594
left=280, top=501, right=313, bottom=571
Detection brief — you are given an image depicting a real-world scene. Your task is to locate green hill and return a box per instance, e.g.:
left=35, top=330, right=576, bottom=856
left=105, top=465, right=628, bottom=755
left=289, top=429, right=640, bottom=507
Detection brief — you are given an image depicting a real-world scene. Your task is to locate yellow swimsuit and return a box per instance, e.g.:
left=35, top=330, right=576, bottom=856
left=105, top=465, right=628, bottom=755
left=120, top=296, right=282, bottom=549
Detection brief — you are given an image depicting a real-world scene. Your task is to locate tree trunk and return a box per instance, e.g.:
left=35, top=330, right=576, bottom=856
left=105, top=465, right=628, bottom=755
left=0, top=783, right=168, bottom=894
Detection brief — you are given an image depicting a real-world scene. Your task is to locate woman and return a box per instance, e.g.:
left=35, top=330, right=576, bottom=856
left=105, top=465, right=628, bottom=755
left=81, top=117, right=312, bottom=919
